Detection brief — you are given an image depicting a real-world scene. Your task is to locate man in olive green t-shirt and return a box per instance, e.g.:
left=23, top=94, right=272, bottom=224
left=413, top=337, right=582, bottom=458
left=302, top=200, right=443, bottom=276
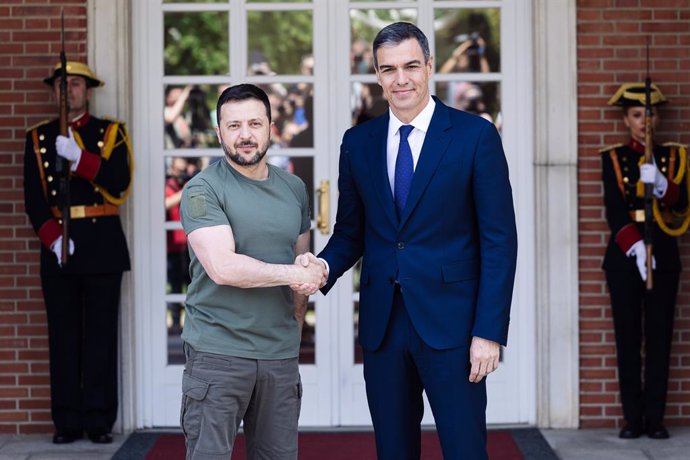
left=179, top=84, right=326, bottom=460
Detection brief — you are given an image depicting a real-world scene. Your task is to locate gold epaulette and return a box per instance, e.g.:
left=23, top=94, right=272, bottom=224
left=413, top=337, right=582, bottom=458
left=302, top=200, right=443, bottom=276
left=25, top=119, right=51, bottom=133
left=599, top=143, right=623, bottom=154
left=662, top=141, right=687, bottom=148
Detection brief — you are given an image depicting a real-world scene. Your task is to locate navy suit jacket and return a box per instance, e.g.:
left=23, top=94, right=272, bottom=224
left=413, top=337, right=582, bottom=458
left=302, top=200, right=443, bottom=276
left=319, top=98, right=518, bottom=351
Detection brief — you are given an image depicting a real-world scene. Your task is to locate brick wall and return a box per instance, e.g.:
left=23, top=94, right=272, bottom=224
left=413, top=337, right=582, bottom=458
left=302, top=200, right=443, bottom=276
left=0, top=1, right=87, bottom=434
left=578, top=0, right=690, bottom=428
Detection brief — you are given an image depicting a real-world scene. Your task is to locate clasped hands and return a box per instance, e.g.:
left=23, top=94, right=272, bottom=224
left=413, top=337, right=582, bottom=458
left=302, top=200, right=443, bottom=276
left=290, top=252, right=327, bottom=295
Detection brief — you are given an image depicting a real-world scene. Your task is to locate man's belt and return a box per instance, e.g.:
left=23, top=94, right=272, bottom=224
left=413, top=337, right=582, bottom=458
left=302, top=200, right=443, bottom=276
left=629, top=209, right=672, bottom=223
left=51, top=203, right=119, bottom=219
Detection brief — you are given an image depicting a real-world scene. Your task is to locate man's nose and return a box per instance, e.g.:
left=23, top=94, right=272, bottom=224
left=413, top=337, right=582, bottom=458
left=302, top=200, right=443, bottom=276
left=395, top=68, right=408, bottom=85
left=238, top=122, right=252, bottom=138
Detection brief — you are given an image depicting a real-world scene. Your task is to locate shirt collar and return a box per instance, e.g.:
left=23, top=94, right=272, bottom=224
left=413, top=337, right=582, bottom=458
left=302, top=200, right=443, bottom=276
left=388, top=97, right=435, bottom=137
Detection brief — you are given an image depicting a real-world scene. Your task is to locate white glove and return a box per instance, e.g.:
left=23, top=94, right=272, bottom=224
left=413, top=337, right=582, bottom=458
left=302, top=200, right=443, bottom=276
left=55, top=128, right=82, bottom=171
left=639, top=163, right=668, bottom=198
left=626, top=240, right=656, bottom=282
left=50, top=236, right=75, bottom=267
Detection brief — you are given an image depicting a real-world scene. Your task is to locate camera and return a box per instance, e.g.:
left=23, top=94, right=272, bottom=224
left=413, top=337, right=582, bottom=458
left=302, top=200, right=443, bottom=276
left=454, top=31, right=481, bottom=45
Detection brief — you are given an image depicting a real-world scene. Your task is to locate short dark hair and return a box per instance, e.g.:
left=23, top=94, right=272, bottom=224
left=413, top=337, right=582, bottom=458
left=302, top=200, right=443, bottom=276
left=372, top=22, right=431, bottom=70
left=216, top=83, right=271, bottom=126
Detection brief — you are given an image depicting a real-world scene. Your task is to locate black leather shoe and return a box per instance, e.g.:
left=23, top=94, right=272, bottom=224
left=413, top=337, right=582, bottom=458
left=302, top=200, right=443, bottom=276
left=88, top=433, right=113, bottom=444
left=619, top=423, right=642, bottom=439
left=647, top=424, right=670, bottom=439
left=52, top=432, right=82, bottom=444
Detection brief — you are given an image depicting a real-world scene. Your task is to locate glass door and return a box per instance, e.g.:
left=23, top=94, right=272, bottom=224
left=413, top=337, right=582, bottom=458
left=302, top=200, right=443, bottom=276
left=144, top=0, right=336, bottom=426
left=134, top=0, right=534, bottom=428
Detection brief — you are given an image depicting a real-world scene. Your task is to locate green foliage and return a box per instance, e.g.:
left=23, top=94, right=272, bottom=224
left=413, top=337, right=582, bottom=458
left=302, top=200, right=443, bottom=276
left=247, top=10, right=313, bottom=75
left=164, top=12, right=229, bottom=76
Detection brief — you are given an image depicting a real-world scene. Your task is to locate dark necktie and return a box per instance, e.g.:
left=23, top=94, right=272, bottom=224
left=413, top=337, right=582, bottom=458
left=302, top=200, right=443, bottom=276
left=394, top=124, right=414, bottom=217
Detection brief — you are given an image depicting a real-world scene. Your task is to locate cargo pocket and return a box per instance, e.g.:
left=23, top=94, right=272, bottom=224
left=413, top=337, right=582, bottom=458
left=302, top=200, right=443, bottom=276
left=180, top=371, right=210, bottom=440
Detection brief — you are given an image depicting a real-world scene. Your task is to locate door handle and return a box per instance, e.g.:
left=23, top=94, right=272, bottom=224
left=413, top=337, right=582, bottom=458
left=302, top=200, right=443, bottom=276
left=316, top=179, right=330, bottom=235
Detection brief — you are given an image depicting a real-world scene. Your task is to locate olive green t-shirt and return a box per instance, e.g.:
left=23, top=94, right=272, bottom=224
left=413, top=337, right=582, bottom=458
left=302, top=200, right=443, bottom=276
left=180, top=159, right=310, bottom=359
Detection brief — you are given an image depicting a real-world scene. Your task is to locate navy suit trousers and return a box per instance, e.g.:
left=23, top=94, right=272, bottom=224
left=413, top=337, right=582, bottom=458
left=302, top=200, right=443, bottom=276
left=362, top=287, right=488, bottom=460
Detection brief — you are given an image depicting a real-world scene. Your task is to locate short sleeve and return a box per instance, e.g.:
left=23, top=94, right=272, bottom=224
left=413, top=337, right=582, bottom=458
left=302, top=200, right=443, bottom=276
left=180, top=178, right=229, bottom=235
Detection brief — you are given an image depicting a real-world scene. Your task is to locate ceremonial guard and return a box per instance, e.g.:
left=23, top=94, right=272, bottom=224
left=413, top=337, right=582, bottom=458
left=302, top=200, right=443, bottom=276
left=601, top=83, right=690, bottom=440
left=23, top=62, right=132, bottom=444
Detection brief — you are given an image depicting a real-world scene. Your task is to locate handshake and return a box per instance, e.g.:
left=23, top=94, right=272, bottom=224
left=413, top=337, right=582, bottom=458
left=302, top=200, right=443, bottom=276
left=290, top=252, right=328, bottom=296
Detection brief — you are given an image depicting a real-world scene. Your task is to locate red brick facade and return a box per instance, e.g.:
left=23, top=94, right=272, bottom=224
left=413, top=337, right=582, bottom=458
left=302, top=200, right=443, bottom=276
left=577, top=0, right=690, bottom=428
left=1, top=0, right=689, bottom=434
left=0, top=1, right=87, bottom=434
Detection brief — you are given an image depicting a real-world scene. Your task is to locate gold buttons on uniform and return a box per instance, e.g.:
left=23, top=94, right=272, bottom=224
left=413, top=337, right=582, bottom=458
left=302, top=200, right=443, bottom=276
left=39, top=134, right=45, bottom=141
left=92, top=218, right=97, bottom=223
left=58, top=219, right=62, bottom=224
left=100, top=128, right=105, bottom=133
left=44, top=161, right=49, bottom=168
left=623, top=177, right=629, bottom=183
left=51, top=190, right=57, bottom=196
left=661, top=167, right=667, bottom=173
left=661, top=157, right=666, bottom=163
left=94, top=187, right=100, bottom=192
left=97, top=141, right=104, bottom=148
left=40, top=147, right=47, bottom=154
left=47, top=175, right=53, bottom=182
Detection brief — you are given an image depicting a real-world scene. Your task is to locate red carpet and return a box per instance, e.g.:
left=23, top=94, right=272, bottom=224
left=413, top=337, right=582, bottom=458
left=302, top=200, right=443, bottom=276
left=144, top=431, right=523, bottom=460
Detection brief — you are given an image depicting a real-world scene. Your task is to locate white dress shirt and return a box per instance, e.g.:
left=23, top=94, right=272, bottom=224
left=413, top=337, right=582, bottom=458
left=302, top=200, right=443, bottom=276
left=386, top=97, right=436, bottom=195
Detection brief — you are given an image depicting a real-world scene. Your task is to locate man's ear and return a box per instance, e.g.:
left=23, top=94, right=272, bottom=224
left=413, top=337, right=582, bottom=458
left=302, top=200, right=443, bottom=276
left=215, top=125, right=222, bottom=144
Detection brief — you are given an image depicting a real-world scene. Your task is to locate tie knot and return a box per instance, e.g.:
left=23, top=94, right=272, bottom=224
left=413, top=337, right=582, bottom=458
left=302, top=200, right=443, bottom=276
left=399, top=125, right=413, bottom=141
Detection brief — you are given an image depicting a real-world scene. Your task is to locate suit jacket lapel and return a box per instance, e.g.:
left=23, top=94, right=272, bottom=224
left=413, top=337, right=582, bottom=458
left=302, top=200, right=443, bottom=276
left=367, top=114, right=399, bottom=228
left=399, top=100, right=452, bottom=227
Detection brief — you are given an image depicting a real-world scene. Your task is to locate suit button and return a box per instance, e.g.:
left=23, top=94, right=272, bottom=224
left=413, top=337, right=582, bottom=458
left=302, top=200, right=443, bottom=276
left=397, top=242, right=404, bottom=249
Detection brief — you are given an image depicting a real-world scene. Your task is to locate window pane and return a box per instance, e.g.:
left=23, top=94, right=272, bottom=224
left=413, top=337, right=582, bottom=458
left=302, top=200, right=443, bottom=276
left=258, top=83, right=313, bottom=148
left=353, top=259, right=362, bottom=364
left=352, top=82, right=388, bottom=126
left=164, top=11, right=229, bottom=75
left=247, top=10, right=313, bottom=75
left=435, top=8, right=501, bottom=74
left=164, top=84, right=224, bottom=149
left=164, top=0, right=224, bottom=3
left=350, top=8, right=418, bottom=75
left=249, top=0, right=311, bottom=3
left=300, top=302, right=316, bottom=364
left=436, top=81, right=502, bottom=132
left=167, top=300, right=185, bottom=364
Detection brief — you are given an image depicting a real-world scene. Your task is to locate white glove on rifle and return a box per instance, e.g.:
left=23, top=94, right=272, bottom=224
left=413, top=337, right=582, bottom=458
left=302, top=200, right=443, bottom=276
left=55, top=127, right=82, bottom=171
left=626, top=239, right=656, bottom=282
left=50, top=236, right=75, bottom=267
left=640, top=162, right=668, bottom=198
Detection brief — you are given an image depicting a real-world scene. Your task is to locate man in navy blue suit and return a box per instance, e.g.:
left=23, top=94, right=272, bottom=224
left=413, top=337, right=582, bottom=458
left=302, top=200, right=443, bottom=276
left=296, top=22, right=517, bottom=459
